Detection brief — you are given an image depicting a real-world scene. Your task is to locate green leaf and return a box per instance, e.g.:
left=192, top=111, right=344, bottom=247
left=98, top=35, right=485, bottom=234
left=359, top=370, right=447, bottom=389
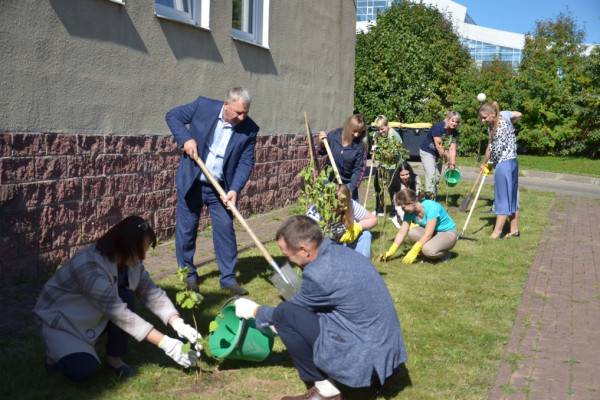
left=181, top=342, right=191, bottom=353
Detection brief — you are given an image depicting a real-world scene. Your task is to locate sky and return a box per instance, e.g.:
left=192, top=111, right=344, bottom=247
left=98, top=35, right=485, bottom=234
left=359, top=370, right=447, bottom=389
left=457, top=0, right=600, bottom=44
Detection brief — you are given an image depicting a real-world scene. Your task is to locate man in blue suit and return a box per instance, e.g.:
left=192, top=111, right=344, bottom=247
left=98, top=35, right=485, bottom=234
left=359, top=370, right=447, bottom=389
left=166, top=87, right=259, bottom=296
left=235, top=216, right=408, bottom=400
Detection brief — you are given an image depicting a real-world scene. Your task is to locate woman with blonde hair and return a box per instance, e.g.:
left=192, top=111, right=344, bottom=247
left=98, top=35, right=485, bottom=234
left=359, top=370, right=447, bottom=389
left=334, top=184, right=378, bottom=258
left=371, top=114, right=403, bottom=218
left=418, top=111, right=461, bottom=197
left=479, top=101, right=522, bottom=239
left=319, top=114, right=367, bottom=200
left=306, top=184, right=377, bottom=259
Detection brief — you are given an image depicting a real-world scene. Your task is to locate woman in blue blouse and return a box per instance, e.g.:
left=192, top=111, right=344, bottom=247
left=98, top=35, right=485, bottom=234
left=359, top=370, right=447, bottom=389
left=318, top=114, right=367, bottom=200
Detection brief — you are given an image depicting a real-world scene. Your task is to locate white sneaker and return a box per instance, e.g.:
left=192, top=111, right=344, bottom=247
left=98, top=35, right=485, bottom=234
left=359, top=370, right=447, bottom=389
left=390, top=215, right=401, bottom=229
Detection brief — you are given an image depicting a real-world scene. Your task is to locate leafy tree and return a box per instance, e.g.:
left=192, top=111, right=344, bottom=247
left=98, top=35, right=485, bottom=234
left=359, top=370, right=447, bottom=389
left=516, top=13, right=587, bottom=155
left=450, top=60, right=520, bottom=155
left=573, top=46, right=600, bottom=157
left=355, top=2, right=471, bottom=124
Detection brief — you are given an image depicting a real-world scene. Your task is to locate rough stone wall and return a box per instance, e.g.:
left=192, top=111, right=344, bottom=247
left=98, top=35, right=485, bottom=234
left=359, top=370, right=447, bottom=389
left=0, top=132, right=310, bottom=283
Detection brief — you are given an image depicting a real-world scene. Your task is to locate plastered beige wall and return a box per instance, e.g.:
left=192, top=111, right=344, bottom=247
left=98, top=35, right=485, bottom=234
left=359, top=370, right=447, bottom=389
left=0, top=0, right=355, bottom=135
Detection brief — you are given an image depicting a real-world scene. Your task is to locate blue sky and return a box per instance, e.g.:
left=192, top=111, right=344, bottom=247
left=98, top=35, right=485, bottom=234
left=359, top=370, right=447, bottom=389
left=458, top=0, right=600, bottom=44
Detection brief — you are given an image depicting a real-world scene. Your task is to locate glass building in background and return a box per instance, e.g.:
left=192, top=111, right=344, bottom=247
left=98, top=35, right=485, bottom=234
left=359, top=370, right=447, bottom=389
left=356, top=0, right=396, bottom=22
left=356, top=0, right=524, bottom=68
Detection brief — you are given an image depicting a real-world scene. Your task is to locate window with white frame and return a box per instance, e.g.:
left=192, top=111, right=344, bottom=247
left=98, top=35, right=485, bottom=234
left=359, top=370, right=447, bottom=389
left=232, top=0, right=269, bottom=48
left=155, top=0, right=210, bottom=29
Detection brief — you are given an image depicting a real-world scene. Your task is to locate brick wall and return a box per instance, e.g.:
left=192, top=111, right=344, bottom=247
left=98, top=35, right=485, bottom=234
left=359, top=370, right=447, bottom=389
left=0, top=132, right=311, bottom=284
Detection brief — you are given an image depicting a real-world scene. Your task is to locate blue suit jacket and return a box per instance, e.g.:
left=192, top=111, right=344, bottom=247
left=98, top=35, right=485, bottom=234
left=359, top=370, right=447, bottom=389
left=256, top=239, right=407, bottom=387
left=165, top=96, right=259, bottom=196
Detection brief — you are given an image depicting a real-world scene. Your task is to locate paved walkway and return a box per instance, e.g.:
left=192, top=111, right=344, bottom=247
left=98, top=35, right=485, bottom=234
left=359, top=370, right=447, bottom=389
left=408, top=163, right=600, bottom=199
left=488, top=195, right=600, bottom=400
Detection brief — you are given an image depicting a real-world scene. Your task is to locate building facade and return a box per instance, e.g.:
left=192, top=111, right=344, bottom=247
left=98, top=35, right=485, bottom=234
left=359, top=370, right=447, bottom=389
left=0, top=0, right=356, bottom=283
left=356, top=0, right=525, bottom=68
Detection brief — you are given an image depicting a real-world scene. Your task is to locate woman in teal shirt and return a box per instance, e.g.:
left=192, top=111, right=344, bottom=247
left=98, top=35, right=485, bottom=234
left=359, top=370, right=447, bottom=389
left=380, top=188, right=457, bottom=263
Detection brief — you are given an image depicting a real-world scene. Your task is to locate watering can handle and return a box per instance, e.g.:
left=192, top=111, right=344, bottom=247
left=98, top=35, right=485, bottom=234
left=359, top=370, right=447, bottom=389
left=220, top=296, right=241, bottom=310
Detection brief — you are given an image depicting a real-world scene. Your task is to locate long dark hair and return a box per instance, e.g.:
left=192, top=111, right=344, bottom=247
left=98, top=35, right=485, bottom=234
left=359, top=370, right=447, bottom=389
left=96, top=216, right=157, bottom=264
left=391, top=161, right=417, bottom=193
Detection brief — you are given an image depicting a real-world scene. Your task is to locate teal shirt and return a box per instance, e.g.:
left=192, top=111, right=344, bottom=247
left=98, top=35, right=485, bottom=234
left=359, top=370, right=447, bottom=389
left=403, top=200, right=456, bottom=232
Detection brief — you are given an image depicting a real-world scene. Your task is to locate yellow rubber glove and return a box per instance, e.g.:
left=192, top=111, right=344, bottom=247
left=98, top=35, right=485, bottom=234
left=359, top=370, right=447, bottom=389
left=379, top=243, right=399, bottom=262
left=338, top=222, right=363, bottom=244
left=402, top=242, right=423, bottom=264
left=483, top=163, right=494, bottom=176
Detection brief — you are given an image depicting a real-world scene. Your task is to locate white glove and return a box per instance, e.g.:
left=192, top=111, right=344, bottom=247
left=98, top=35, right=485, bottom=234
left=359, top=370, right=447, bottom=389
left=158, top=336, right=199, bottom=368
left=171, top=317, right=202, bottom=349
left=234, top=298, right=259, bottom=320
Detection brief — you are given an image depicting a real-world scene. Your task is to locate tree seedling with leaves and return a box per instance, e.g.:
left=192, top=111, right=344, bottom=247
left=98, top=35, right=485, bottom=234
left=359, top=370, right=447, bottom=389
left=298, top=162, right=345, bottom=237
left=175, top=267, right=207, bottom=376
left=371, top=132, right=409, bottom=256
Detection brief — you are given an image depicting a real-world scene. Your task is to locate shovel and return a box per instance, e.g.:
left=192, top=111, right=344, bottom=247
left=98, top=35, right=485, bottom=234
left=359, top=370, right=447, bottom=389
left=321, top=137, right=343, bottom=185
left=362, top=149, right=376, bottom=208
left=304, top=112, right=320, bottom=180
left=459, top=172, right=487, bottom=239
left=459, top=168, right=483, bottom=212
left=191, top=155, right=302, bottom=299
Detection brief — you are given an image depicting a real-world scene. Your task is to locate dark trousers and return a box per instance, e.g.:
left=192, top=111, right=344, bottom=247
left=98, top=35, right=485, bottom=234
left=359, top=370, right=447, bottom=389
left=175, top=180, right=238, bottom=287
left=272, top=302, right=326, bottom=382
left=54, top=278, right=134, bottom=382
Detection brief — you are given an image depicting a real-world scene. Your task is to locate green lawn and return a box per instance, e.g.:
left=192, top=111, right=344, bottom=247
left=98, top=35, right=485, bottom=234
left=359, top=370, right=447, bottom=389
left=0, top=183, right=555, bottom=399
left=459, top=154, right=600, bottom=177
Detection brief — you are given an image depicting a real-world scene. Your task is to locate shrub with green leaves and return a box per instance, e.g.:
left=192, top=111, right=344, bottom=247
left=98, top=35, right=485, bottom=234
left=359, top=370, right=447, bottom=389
left=298, top=162, right=342, bottom=236
left=175, top=268, right=205, bottom=356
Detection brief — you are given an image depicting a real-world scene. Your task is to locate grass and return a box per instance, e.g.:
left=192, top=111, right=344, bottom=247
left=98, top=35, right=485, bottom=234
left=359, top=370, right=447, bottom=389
left=0, top=182, right=555, bottom=400
left=458, top=154, right=600, bottom=177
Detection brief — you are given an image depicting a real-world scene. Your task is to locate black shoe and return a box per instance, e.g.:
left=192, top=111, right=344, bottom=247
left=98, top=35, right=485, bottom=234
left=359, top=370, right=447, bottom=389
left=223, top=283, right=249, bottom=296
left=186, top=276, right=199, bottom=292
left=505, top=231, right=520, bottom=239
left=107, top=364, right=136, bottom=379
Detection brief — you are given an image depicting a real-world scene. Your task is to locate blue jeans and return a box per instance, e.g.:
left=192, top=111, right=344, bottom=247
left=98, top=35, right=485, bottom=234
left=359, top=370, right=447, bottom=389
left=347, top=230, right=372, bottom=259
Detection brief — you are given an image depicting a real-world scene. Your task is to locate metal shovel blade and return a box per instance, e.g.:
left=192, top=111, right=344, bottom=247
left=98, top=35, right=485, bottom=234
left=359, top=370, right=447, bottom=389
left=269, top=262, right=302, bottom=300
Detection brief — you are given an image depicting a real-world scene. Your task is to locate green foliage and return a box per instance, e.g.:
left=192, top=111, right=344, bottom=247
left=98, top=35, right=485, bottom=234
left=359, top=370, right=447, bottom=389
left=298, top=162, right=341, bottom=235
left=174, top=267, right=205, bottom=366
left=515, top=13, right=589, bottom=155
left=371, top=133, right=409, bottom=168
left=175, top=290, right=204, bottom=310
left=356, top=6, right=599, bottom=158
left=355, top=1, right=472, bottom=124
left=451, top=61, right=520, bottom=155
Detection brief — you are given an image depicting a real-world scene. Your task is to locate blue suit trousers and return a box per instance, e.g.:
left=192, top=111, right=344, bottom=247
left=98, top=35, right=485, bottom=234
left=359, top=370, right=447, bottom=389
left=176, top=180, right=238, bottom=288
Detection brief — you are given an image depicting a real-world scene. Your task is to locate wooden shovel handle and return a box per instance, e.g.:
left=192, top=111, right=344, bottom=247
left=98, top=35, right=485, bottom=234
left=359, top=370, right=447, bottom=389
left=191, top=155, right=276, bottom=266
left=322, top=138, right=343, bottom=185
left=304, top=112, right=319, bottom=179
